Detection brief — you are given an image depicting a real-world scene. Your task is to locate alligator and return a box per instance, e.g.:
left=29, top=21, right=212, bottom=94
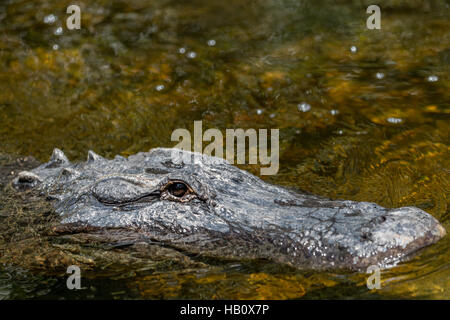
left=12, top=148, right=446, bottom=270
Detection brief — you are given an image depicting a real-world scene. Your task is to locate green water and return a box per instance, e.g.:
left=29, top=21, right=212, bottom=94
left=0, top=0, right=448, bottom=299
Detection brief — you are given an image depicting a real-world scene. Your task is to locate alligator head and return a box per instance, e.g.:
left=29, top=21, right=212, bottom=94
left=12, top=148, right=445, bottom=270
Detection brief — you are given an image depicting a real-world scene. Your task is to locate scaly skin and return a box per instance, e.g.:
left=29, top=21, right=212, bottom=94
left=12, top=148, right=446, bottom=270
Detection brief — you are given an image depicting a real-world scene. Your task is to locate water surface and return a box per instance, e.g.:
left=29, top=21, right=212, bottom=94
left=0, top=0, right=448, bottom=299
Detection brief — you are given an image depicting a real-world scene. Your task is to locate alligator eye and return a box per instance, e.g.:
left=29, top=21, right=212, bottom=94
left=161, top=180, right=196, bottom=202
left=167, top=182, right=188, bottom=197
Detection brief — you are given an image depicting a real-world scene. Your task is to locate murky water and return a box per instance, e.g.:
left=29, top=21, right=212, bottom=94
left=0, top=0, right=448, bottom=299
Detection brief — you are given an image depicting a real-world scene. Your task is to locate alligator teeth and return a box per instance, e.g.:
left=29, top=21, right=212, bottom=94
left=87, top=150, right=104, bottom=162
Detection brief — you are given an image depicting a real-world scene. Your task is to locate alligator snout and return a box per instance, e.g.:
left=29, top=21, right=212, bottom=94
left=260, top=199, right=446, bottom=269
left=368, top=206, right=446, bottom=256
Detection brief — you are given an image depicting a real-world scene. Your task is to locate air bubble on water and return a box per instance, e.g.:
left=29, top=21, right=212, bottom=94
left=52, top=44, right=59, bottom=50
left=427, top=75, right=438, bottom=82
left=297, top=102, right=311, bottom=112
left=350, top=46, right=357, bottom=53
left=387, top=117, right=402, bottom=124
left=376, top=72, right=384, bottom=79
left=156, top=84, right=165, bottom=91
left=256, top=109, right=263, bottom=115
left=337, top=130, right=343, bottom=135
left=207, top=39, right=216, bottom=46
left=44, top=14, right=57, bottom=24
left=187, top=51, right=197, bottom=59
left=54, top=27, right=63, bottom=35
left=330, top=109, right=339, bottom=115
left=178, top=47, right=186, bottom=54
